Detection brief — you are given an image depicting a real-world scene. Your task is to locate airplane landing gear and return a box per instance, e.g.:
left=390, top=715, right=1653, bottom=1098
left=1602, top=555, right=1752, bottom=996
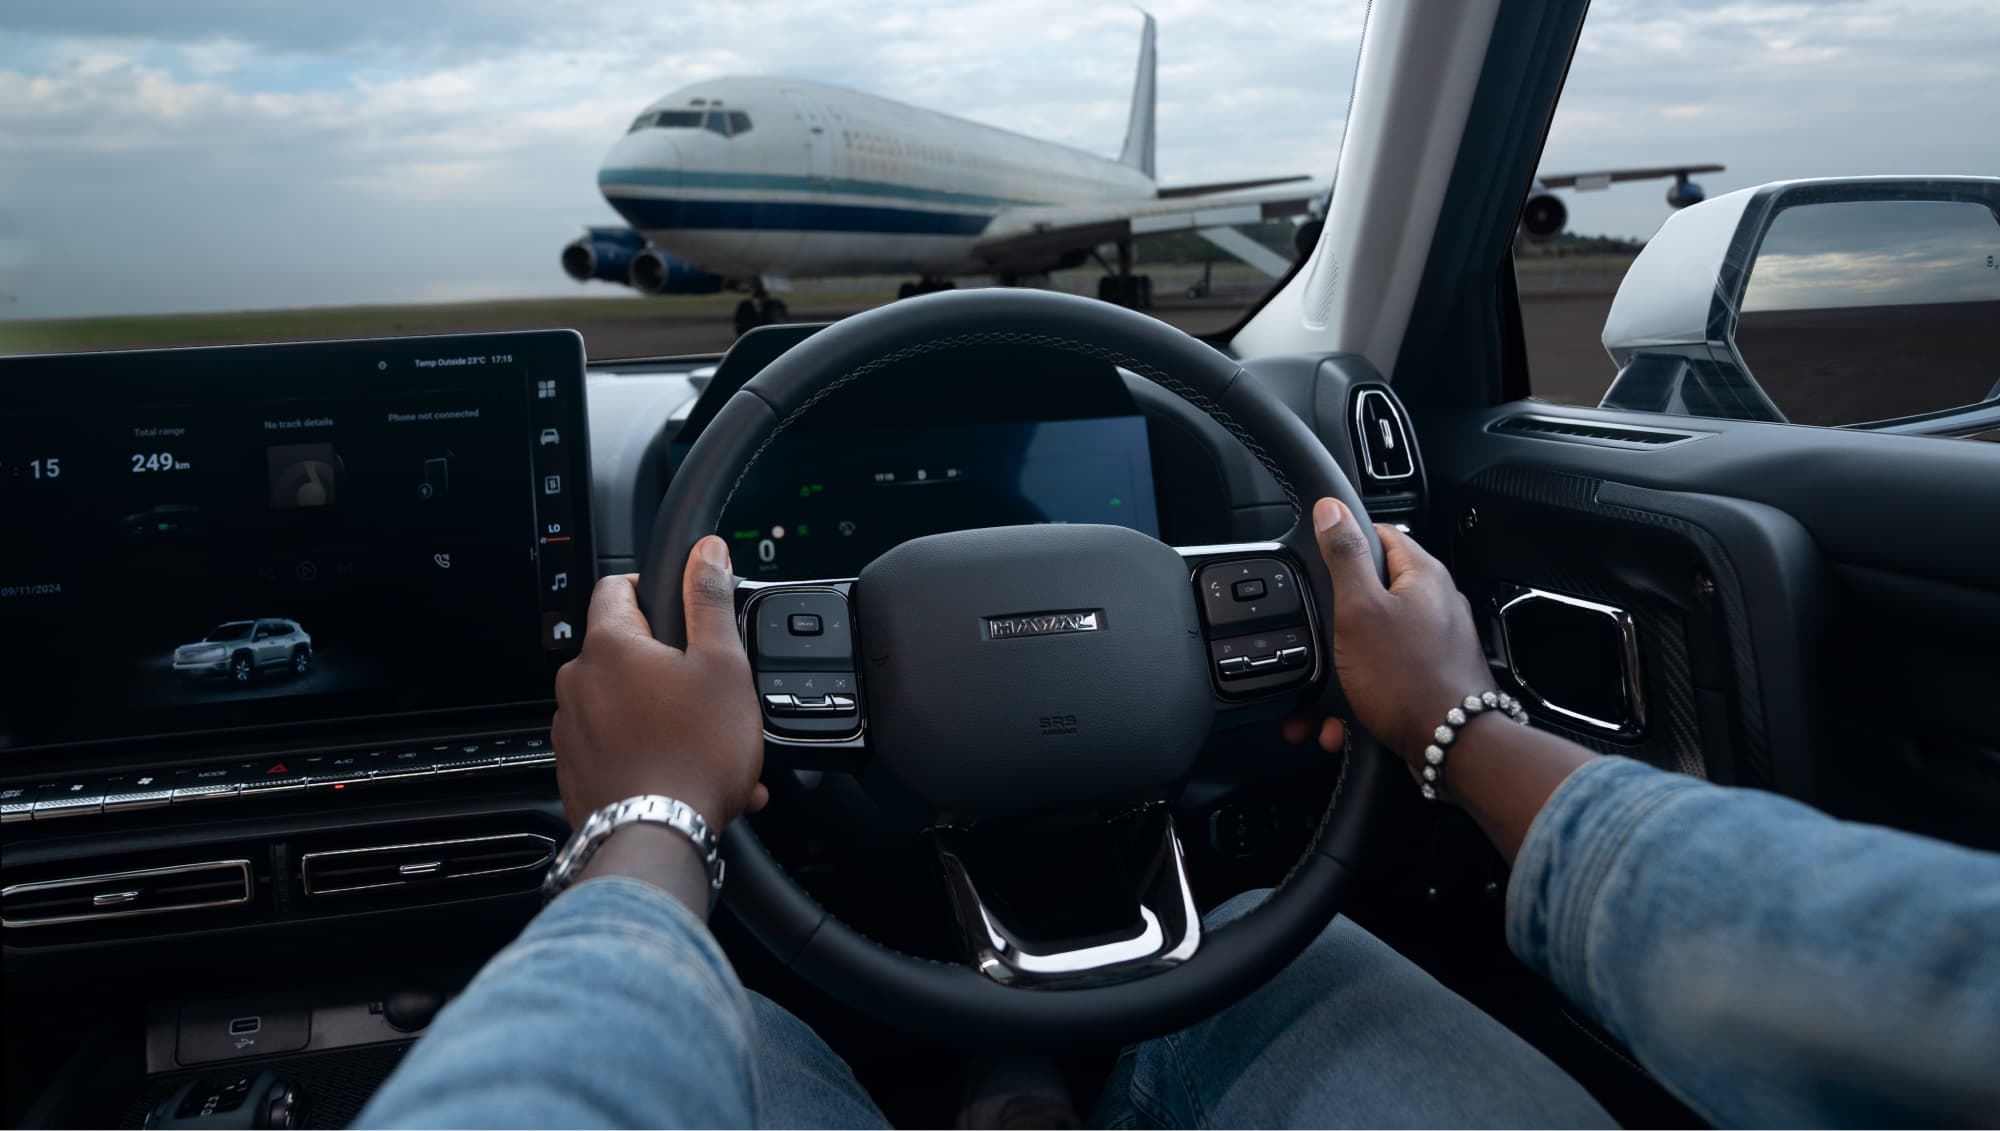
left=1093, top=239, right=1153, bottom=308
left=896, top=278, right=956, bottom=299
left=1097, top=275, right=1153, bottom=307
left=732, top=294, right=790, bottom=337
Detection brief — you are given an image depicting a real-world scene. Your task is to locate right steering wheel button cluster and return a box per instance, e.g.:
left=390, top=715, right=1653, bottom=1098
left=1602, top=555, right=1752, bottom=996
left=1196, top=558, right=1314, bottom=695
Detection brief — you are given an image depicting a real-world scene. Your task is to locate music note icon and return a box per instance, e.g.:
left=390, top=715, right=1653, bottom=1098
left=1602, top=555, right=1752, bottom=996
left=550, top=571, right=569, bottom=592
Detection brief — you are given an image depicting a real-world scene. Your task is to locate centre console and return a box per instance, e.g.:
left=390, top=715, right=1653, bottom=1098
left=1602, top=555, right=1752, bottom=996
left=0, top=331, right=593, bottom=939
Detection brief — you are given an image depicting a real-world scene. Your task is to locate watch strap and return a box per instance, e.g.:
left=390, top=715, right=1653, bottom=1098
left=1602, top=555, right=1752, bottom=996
left=543, top=794, right=725, bottom=901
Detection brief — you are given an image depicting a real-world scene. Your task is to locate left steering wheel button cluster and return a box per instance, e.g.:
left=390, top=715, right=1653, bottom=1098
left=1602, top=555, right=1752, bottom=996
left=752, top=593, right=852, bottom=663
left=746, top=588, right=863, bottom=741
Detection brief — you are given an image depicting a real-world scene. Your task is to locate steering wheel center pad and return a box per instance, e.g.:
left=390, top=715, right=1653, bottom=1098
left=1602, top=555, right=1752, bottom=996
left=860, top=523, right=1213, bottom=818
left=640, top=288, right=1398, bottom=1048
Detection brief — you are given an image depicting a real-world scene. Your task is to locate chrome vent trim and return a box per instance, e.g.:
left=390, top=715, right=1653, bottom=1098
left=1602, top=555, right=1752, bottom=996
left=1352, top=388, right=1416, bottom=483
left=301, top=832, right=557, bottom=897
left=1491, top=414, right=1703, bottom=448
left=1, top=860, right=252, bottom=929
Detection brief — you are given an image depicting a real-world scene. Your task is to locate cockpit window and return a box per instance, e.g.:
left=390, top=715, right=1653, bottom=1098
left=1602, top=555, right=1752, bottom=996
left=628, top=110, right=706, bottom=132
left=727, top=111, right=753, bottom=135
left=703, top=108, right=731, bottom=136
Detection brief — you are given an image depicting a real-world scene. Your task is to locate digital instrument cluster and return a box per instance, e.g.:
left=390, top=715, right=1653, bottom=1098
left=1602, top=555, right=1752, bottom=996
left=716, top=416, right=1161, bottom=578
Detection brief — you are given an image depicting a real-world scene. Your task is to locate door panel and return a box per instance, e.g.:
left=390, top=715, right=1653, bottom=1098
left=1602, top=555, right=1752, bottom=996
left=1420, top=403, right=2000, bottom=849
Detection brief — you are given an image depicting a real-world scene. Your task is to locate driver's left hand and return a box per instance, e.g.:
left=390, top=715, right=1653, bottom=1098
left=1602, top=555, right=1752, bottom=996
left=551, top=536, right=769, bottom=830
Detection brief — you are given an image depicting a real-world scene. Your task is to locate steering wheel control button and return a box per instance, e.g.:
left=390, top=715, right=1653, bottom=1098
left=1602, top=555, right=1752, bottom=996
left=1209, top=629, right=1313, bottom=693
left=757, top=670, right=862, bottom=736
left=751, top=591, right=852, bottom=666
left=1198, top=558, right=1303, bottom=632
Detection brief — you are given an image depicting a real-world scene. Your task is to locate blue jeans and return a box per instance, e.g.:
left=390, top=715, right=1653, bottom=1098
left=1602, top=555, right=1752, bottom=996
left=746, top=890, right=1610, bottom=1129
left=362, top=758, right=2000, bottom=1128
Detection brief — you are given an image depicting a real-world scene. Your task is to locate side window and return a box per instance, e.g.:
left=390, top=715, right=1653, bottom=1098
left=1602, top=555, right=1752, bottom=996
left=703, top=108, right=730, bottom=136
left=728, top=111, right=752, bottom=136
left=253, top=623, right=274, bottom=640
left=1520, top=7, right=2000, bottom=441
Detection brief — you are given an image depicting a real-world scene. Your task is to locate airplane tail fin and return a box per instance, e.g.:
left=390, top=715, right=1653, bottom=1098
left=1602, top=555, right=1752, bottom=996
left=1118, top=11, right=1156, bottom=180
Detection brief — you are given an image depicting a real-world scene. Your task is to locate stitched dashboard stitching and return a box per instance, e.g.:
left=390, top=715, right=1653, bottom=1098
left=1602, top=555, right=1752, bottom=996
left=715, top=330, right=1305, bottom=523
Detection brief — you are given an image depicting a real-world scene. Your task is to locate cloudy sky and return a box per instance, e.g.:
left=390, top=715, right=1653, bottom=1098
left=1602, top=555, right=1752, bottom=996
left=1, top=0, right=1995, bottom=319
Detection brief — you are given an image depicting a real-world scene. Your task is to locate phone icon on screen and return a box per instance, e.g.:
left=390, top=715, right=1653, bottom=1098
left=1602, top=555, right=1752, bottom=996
left=420, top=456, right=450, bottom=498
left=434, top=553, right=452, bottom=570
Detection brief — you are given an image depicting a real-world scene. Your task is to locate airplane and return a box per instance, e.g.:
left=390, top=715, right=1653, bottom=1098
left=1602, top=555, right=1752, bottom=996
left=561, top=14, right=1324, bottom=333
left=1517, top=164, right=1725, bottom=240
left=560, top=13, right=1721, bottom=334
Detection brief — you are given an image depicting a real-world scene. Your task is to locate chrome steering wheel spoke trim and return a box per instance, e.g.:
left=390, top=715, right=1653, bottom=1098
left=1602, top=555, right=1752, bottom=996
left=934, top=806, right=1201, bottom=988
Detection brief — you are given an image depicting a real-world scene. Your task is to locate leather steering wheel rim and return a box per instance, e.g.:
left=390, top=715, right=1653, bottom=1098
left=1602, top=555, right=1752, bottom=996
left=640, top=287, right=1398, bottom=1049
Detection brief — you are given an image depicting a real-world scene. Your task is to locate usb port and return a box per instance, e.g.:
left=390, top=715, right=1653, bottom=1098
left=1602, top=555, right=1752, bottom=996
left=228, top=1016, right=260, bottom=1036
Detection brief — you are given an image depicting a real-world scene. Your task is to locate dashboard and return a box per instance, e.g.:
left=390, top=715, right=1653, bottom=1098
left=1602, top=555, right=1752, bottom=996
left=0, top=320, right=1427, bottom=1127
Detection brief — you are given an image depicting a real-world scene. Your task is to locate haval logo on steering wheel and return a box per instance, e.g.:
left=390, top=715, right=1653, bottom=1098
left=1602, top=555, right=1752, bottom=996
left=985, top=610, right=1104, bottom=639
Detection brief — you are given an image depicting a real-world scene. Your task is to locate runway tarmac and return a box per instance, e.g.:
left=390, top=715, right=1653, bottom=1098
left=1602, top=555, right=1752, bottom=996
left=1, top=267, right=1628, bottom=408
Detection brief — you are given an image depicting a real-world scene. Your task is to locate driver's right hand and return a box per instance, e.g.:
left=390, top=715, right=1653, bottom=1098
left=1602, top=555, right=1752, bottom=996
left=1282, top=498, right=1494, bottom=778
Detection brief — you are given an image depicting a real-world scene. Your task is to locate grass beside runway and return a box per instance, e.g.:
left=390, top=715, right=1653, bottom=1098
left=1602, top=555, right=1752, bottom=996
left=0, top=293, right=762, bottom=356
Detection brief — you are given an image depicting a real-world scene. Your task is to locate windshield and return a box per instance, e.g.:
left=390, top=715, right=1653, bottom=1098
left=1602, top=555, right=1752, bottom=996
left=0, top=8, right=1358, bottom=361
left=201, top=623, right=254, bottom=643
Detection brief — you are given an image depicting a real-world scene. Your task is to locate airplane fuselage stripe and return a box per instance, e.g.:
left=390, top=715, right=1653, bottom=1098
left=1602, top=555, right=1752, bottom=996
left=604, top=195, right=995, bottom=236
left=598, top=166, right=1046, bottom=210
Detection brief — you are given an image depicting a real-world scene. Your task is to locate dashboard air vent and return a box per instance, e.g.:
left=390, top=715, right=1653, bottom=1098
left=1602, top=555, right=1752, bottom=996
left=1491, top=415, right=1700, bottom=449
left=301, top=832, right=556, bottom=898
left=1351, top=388, right=1416, bottom=483
left=2, top=860, right=251, bottom=929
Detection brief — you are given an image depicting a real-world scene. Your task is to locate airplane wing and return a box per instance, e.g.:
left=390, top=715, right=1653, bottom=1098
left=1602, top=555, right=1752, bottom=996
left=973, top=181, right=1324, bottom=271
left=1155, top=174, right=1312, bottom=199
left=1537, top=164, right=1724, bottom=191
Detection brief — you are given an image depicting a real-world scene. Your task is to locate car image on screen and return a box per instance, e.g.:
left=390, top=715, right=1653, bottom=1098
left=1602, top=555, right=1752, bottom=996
left=171, top=618, right=313, bottom=684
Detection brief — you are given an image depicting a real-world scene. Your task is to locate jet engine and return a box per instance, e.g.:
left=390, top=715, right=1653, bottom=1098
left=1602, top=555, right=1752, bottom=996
left=627, top=247, right=725, bottom=295
left=561, top=226, right=646, bottom=284
left=1665, top=177, right=1706, bottom=209
left=1520, top=190, right=1567, bottom=241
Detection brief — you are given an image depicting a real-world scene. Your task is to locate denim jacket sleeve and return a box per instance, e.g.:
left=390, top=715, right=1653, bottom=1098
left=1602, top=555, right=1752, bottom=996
left=1507, top=756, right=2000, bottom=1127
left=357, top=877, right=756, bottom=1129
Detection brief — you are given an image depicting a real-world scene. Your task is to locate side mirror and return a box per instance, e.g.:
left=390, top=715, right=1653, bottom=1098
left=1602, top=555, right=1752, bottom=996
left=1599, top=177, right=2000, bottom=436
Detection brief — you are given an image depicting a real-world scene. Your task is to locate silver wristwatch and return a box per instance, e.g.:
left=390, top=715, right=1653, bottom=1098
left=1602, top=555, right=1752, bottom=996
left=542, top=794, right=725, bottom=901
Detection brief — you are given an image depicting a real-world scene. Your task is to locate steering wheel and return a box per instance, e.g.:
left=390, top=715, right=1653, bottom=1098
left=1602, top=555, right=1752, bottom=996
left=641, top=288, right=1397, bottom=1049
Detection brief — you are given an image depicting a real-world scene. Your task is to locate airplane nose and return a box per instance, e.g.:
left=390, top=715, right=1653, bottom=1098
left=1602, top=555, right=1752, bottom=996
left=598, top=130, right=682, bottom=194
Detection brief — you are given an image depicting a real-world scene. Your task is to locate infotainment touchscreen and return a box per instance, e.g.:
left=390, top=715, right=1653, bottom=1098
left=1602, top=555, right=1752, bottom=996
left=0, top=330, right=593, bottom=752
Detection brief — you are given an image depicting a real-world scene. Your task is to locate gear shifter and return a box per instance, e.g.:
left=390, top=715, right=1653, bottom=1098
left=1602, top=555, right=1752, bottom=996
left=144, top=1071, right=298, bottom=1130
left=382, top=987, right=445, bottom=1033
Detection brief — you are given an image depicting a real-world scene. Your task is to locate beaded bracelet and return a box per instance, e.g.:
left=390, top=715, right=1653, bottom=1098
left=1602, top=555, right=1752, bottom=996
left=1420, top=690, right=1530, bottom=800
